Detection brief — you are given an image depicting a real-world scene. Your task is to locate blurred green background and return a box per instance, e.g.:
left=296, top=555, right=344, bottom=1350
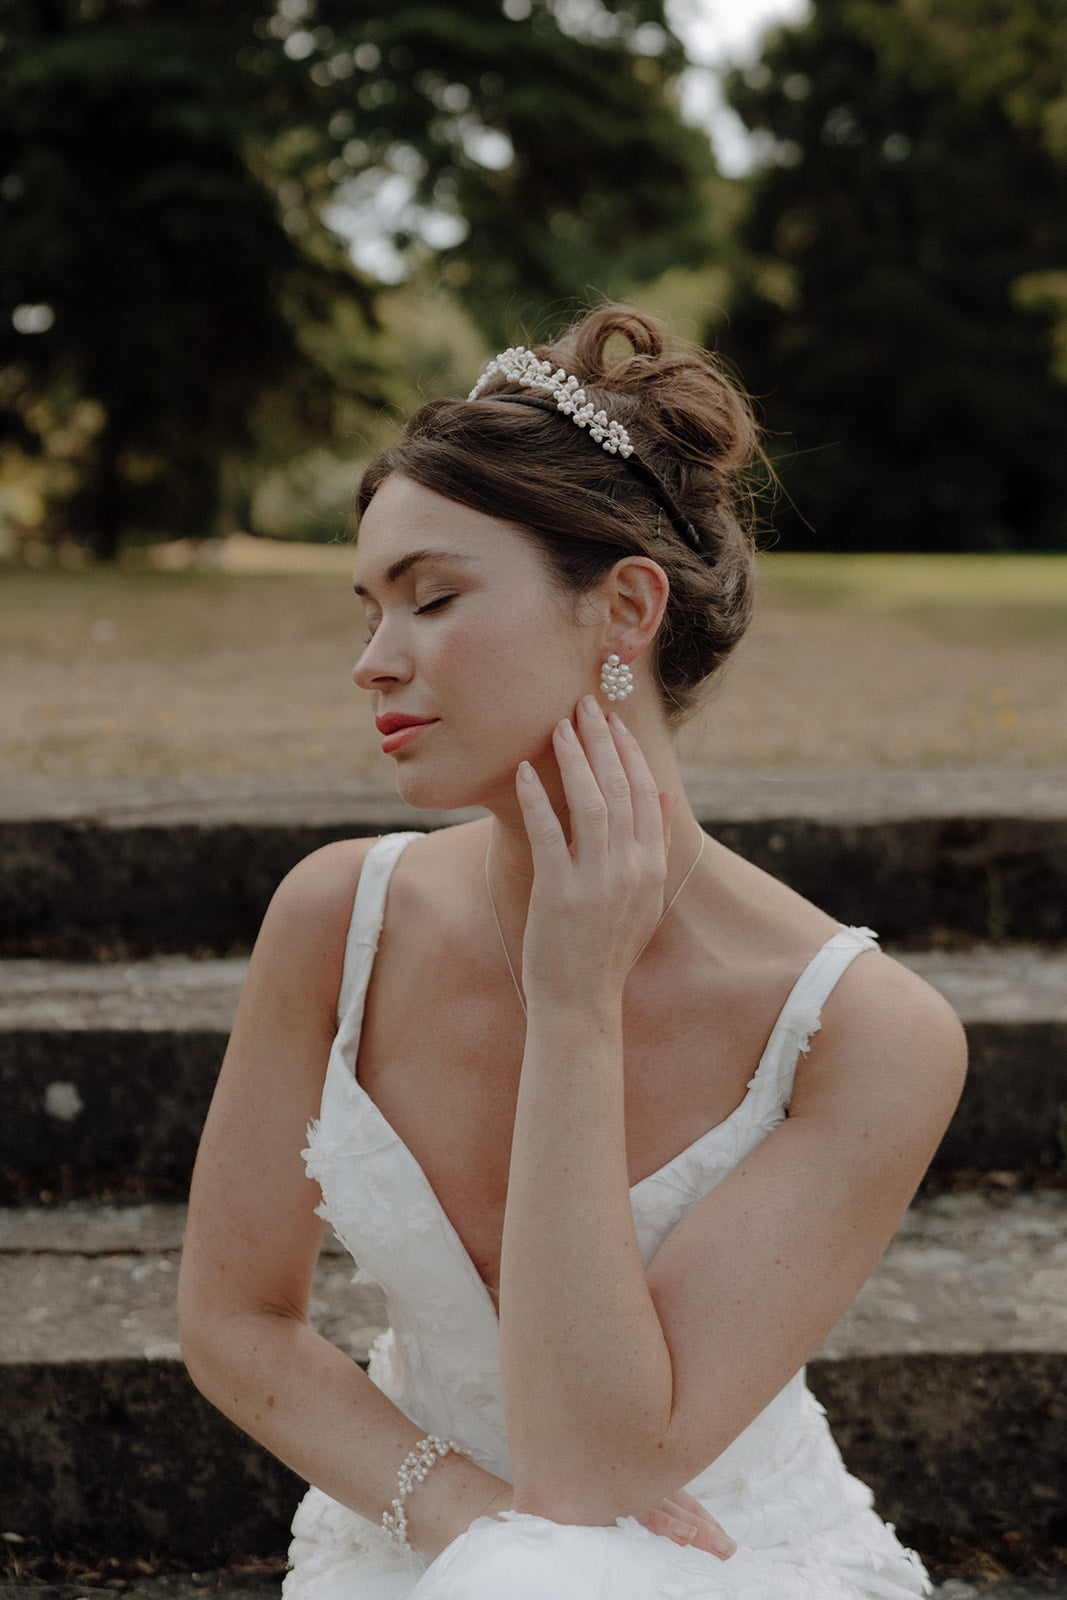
left=2, top=0, right=1066, bottom=564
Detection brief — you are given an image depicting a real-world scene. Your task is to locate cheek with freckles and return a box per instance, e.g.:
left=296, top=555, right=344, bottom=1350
left=445, top=607, right=589, bottom=728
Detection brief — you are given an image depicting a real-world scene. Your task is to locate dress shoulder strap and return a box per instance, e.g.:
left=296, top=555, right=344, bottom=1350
left=336, top=832, right=421, bottom=1026
left=761, top=926, right=880, bottom=1108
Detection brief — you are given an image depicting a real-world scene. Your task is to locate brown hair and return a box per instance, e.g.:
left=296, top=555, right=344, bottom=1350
left=356, top=304, right=761, bottom=722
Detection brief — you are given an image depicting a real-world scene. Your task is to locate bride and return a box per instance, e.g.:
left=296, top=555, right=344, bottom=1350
left=178, top=305, right=966, bottom=1599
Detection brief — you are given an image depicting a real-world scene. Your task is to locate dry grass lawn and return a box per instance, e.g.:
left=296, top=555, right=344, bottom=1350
left=2, top=542, right=1066, bottom=781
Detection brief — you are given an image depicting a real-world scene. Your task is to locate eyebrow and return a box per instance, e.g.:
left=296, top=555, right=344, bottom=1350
left=353, top=548, right=477, bottom=598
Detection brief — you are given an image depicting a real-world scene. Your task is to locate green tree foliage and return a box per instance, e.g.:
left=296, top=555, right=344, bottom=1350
left=855, top=0, right=1067, bottom=158
left=0, top=0, right=715, bottom=557
left=301, top=0, right=718, bottom=332
left=0, top=3, right=373, bottom=557
left=717, top=0, right=1067, bottom=552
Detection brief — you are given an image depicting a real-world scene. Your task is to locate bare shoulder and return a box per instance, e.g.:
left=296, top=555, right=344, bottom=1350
left=379, top=818, right=490, bottom=927
left=793, top=945, right=968, bottom=1177
left=824, top=946, right=966, bottom=1077
left=248, top=835, right=382, bottom=1029
left=708, top=836, right=966, bottom=1118
left=265, top=835, right=378, bottom=932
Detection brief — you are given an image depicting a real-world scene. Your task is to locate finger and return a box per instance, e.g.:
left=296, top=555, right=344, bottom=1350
left=574, top=695, right=634, bottom=820
left=638, top=1507, right=701, bottom=1549
left=566, top=697, right=636, bottom=849
left=666, top=1491, right=736, bottom=1560
left=514, top=759, right=567, bottom=867
left=550, top=713, right=614, bottom=855
left=650, top=1498, right=705, bottom=1547
left=606, top=713, right=667, bottom=854
left=646, top=1496, right=730, bottom=1559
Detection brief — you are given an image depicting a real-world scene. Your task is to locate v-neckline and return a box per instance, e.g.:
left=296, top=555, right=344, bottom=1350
left=326, top=835, right=873, bottom=1322
left=338, top=929, right=845, bottom=1321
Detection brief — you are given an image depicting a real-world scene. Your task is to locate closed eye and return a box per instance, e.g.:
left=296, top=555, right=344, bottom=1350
left=414, top=594, right=455, bottom=615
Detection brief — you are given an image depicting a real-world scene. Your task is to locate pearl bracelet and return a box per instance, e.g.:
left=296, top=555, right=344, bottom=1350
left=381, top=1434, right=463, bottom=1552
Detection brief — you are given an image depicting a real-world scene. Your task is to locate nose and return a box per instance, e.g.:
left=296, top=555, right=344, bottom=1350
left=353, top=621, right=411, bottom=691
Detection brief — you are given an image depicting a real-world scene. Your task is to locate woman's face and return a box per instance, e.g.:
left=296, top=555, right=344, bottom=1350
left=352, top=473, right=602, bottom=813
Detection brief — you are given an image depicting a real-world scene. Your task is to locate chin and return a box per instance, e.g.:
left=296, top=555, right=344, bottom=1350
left=390, top=744, right=527, bottom=817
left=391, top=759, right=489, bottom=817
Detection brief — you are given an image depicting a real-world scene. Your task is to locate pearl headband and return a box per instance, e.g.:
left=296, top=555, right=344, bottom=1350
left=468, top=345, right=702, bottom=552
left=470, top=347, right=634, bottom=455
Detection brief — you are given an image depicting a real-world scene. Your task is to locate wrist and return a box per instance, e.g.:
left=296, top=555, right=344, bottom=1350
left=381, top=1436, right=464, bottom=1553
left=394, top=1444, right=511, bottom=1560
left=522, top=1003, right=625, bottom=1077
left=522, top=987, right=625, bottom=1035
left=478, top=1485, right=514, bottom=1521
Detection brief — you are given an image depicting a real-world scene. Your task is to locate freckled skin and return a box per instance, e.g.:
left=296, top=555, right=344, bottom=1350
left=352, top=475, right=605, bottom=819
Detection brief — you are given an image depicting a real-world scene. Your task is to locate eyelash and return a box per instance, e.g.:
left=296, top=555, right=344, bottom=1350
left=361, top=592, right=455, bottom=643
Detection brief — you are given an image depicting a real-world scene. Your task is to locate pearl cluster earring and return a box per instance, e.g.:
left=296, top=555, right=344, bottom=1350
left=600, top=654, right=634, bottom=702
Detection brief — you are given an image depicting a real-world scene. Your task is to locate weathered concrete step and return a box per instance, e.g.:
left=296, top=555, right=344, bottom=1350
left=0, top=957, right=244, bottom=1193
left=2, top=769, right=1066, bottom=955
left=0, top=1202, right=378, bottom=1367
left=2, top=1191, right=1064, bottom=1364
left=899, top=948, right=1067, bottom=1173
left=2, top=948, right=1065, bottom=1190
left=0, top=1581, right=283, bottom=1600
left=1, top=1193, right=1065, bottom=1562
left=0, top=1203, right=372, bottom=1563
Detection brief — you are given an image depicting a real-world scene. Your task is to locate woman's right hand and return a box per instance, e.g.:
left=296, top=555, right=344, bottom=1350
left=515, top=696, right=672, bottom=1015
left=481, top=1484, right=734, bottom=1560
left=638, top=1489, right=736, bottom=1559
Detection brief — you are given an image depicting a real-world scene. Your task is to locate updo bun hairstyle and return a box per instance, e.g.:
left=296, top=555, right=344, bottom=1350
left=356, top=304, right=761, bottom=723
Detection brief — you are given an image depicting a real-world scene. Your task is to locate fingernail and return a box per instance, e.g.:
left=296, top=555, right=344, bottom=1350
left=557, top=718, right=576, bottom=742
left=709, top=1530, right=737, bottom=1560
left=666, top=1518, right=698, bottom=1544
left=517, top=760, right=537, bottom=783
left=580, top=694, right=601, bottom=717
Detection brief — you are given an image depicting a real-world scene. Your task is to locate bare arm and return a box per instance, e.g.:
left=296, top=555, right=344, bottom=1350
left=177, top=840, right=508, bottom=1559
left=500, top=697, right=967, bottom=1522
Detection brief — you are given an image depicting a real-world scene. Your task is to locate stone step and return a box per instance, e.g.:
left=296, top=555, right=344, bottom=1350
left=0, top=1202, right=379, bottom=1367
left=0, top=1581, right=283, bottom=1600
left=2, top=948, right=1065, bottom=1193
left=2, top=770, right=1066, bottom=956
left=0, top=1202, right=374, bottom=1564
left=0, top=1192, right=1065, bottom=1565
left=0, top=958, right=245, bottom=1194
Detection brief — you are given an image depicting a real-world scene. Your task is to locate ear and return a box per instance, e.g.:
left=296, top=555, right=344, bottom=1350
left=599, top=556, right=669, bottom=666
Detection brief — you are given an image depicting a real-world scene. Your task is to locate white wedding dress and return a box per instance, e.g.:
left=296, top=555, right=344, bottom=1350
left=282, top=832, right=930, bottom=1600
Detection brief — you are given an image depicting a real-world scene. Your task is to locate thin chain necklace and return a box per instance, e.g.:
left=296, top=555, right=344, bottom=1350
left=484, top=832, right=706, bottom=1022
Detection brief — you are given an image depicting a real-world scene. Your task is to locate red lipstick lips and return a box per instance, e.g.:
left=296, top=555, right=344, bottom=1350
left=375, top=712, right=438, bottom=754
